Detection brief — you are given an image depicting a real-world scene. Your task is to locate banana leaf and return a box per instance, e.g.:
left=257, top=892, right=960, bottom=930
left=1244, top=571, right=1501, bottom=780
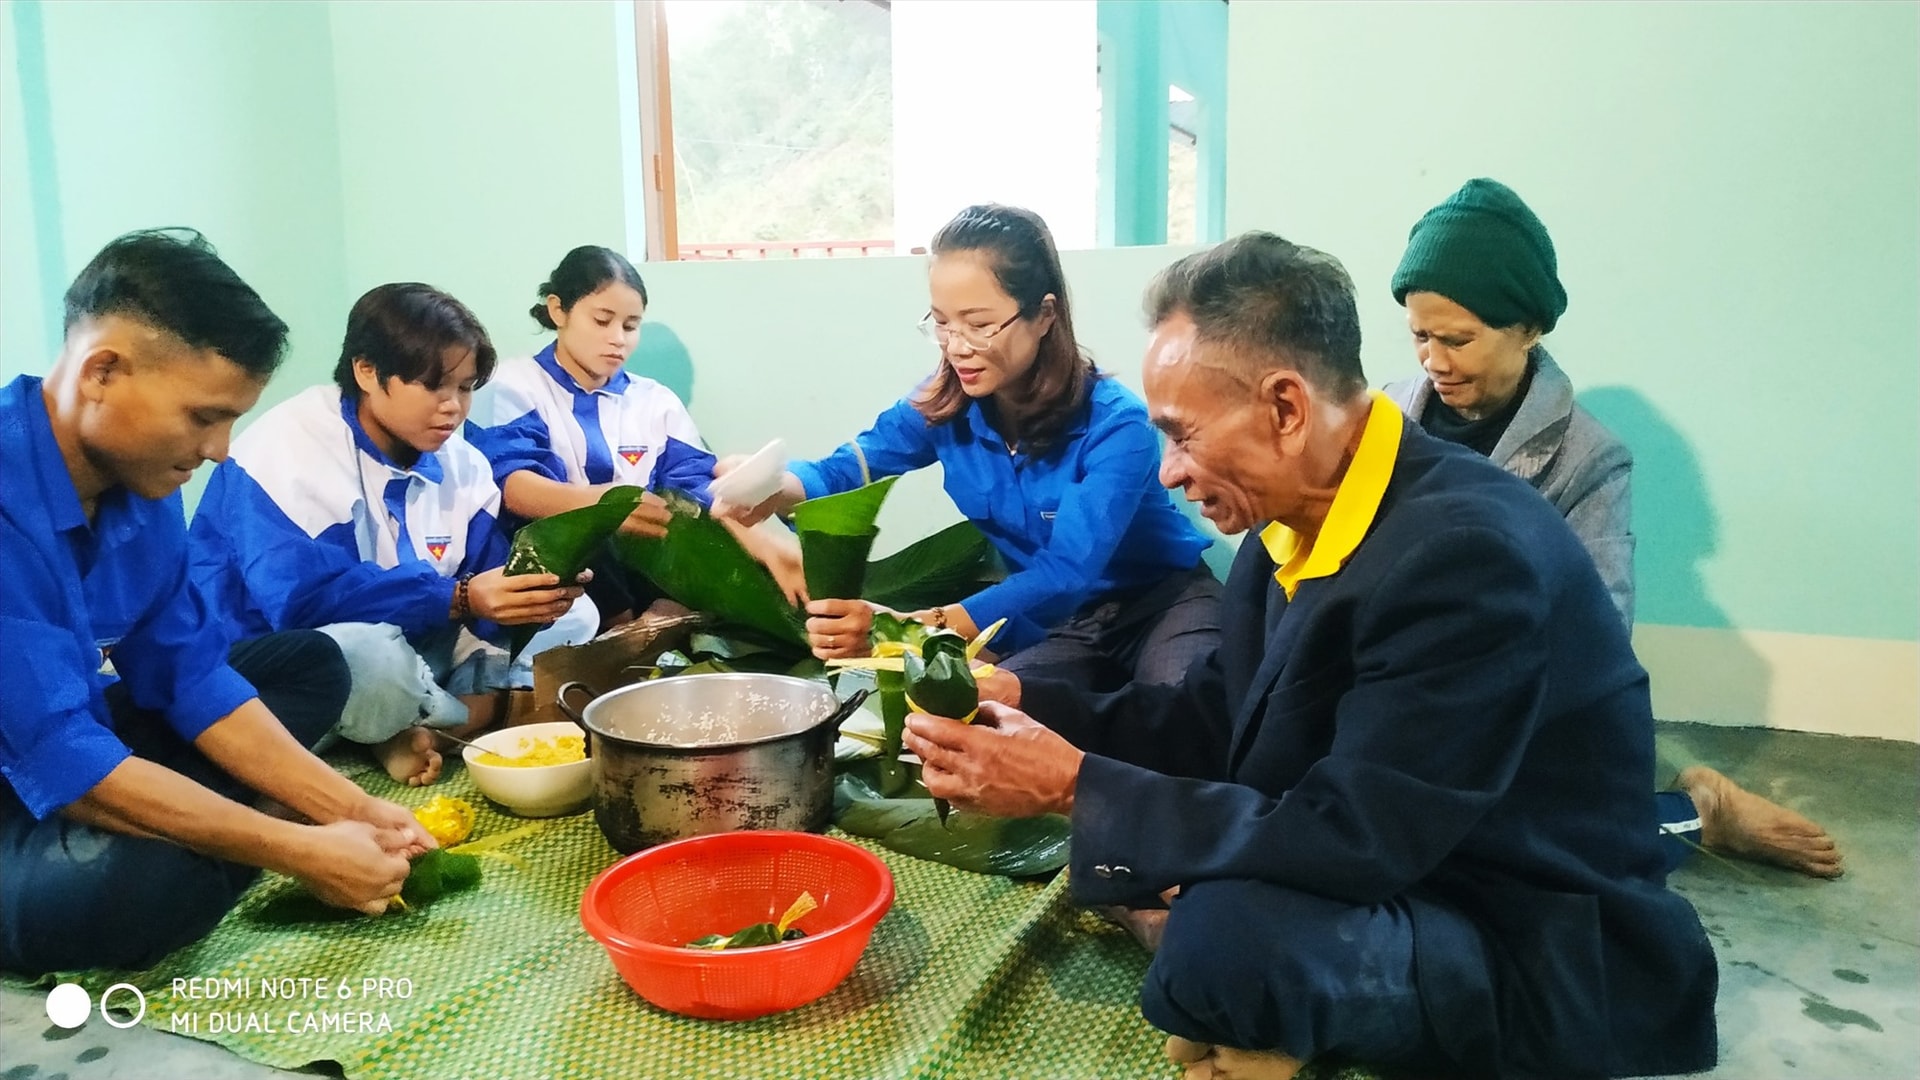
left=630, top=631, right=821, bottom=682
left=803, top=530, right=880, bottom=600
left=791, top=476, right=898, bottom=600
left=399, top=848, right=483, bottom=906
left=791, top=474, right=899, bottom=535
left=505, top=485, right=645, bottom=578
left=249, top=848, right=483, bottom=926
left=872, top=668, right=915, bottom=797
left=688, top=632, right=773, bottom=660
left=902, top=632, right=978, bottom=721
left=833, top=772, right=1070, bottom=877
left=686, top=892, right=815, bottom=950
left=864, top=520, right=1000, bottom=611
left=612, top=490, right=808, bottom=647
left=869, top=610, right=934, bottom=653
left=504, top=485, right=646, bottom=655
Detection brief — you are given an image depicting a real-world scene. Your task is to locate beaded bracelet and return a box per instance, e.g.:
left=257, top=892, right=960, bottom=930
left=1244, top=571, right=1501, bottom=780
left=452, top=573, right=474, bottom=623
left=929, top=606, right=948, bottom=631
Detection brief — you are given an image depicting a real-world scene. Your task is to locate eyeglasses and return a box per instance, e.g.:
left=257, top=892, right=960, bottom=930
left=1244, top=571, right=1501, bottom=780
left=917, top=310, right=1020, bottom=352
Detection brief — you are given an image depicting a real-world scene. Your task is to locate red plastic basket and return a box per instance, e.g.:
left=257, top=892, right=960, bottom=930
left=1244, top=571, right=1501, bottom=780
left=580, top=830, right=895, bottom=1021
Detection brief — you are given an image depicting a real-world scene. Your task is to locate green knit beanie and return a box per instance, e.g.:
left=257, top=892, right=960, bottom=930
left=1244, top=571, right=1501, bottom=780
left=1391, top=178, right=1567, bottom=333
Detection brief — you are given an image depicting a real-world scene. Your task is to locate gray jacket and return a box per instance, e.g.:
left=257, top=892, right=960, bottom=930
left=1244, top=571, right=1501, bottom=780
left=1384, top=348, right=1635, bottom=626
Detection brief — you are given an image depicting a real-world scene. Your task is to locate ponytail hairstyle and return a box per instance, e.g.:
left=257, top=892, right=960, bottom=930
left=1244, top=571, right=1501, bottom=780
left=914, top=204, right=1094, bottom=455
left=531, top=245, right=647, bottom=330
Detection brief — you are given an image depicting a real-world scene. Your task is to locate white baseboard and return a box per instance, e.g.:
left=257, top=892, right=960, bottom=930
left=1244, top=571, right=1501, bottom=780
left=1633, top=624, right=1919, bottom=743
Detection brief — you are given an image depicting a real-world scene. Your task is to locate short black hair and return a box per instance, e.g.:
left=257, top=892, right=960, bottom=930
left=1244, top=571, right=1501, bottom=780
left=333, top=283, right=497, bottom=401
left=1145, top=232, right=1367, bottom=399
left=63, top=227, right=289, bottom=376
left=531, top=245, right=647, bottom=330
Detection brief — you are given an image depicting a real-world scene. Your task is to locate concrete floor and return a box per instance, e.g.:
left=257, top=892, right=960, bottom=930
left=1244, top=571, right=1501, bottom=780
left=2, top=721, right=1914, bottom=1079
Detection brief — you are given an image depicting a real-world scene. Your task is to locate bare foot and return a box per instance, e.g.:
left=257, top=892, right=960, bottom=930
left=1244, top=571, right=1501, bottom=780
left=374, top=727, right=443, bottom=787
left=1165, top=1038, right=1302, bottom=1080
left=1168, top=1035, right=1215, bottom=1079
left=1099, top=905, right=1169, bottom=952
left=1209, top=1046, right=1304, bottom=1080
left=1676, top=766, right=1843, bottom=878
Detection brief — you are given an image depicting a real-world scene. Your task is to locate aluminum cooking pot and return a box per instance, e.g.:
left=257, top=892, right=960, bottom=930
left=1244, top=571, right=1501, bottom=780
left=557, top=673, right=865, bottom=854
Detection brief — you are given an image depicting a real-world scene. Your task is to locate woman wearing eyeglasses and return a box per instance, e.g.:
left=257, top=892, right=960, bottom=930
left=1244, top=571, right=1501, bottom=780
left=715, top=204, right=1220, bottom=690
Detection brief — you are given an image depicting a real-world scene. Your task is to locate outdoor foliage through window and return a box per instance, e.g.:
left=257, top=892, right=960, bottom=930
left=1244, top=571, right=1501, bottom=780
left=667, top=0, right=893, bottom=255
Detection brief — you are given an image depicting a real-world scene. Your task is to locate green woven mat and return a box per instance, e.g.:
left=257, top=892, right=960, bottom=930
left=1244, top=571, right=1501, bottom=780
left=14, top=758, right=1172, bottom=1079
left=12, top=755, right=1387, bottom=1080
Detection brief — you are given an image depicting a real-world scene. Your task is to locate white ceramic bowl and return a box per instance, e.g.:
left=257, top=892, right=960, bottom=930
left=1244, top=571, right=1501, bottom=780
left=461, top=721, right=593, bottom=817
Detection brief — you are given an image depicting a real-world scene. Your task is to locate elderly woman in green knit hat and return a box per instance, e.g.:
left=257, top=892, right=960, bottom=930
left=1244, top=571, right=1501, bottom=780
left=1384, top=178, right=1636, bottom=619
left=1385, top=178, right=1842, bottom=880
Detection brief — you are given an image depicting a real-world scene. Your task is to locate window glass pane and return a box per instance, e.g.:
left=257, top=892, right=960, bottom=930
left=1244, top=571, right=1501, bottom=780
left=653, top=0, right=1225, bottom=259
left=665, top=0, right=893, bottom=259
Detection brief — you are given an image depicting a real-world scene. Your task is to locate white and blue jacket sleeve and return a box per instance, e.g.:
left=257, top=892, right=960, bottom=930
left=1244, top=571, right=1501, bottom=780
left=478, top=349, right=717, bottom=504
left=189, top=386, right=511, bottom=643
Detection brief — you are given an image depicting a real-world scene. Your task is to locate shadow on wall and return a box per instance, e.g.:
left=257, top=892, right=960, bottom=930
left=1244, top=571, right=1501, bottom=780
left=632, top=321, right=695, bottom=408
left=1579, top=386, right=1771, bottom=741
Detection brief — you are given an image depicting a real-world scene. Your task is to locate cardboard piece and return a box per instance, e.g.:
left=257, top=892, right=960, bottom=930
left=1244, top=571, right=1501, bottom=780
left=515, top=602, right=705, bottom=727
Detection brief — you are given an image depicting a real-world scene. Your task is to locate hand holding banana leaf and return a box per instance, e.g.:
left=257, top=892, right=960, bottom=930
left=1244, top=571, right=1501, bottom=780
left=498, top=486, right=645, bottom=653
left=613, top=464, right=1001, bottom=657
left=828, top=617, right=1003, bottom=808
left=903, top=701, right=1085, bottom=820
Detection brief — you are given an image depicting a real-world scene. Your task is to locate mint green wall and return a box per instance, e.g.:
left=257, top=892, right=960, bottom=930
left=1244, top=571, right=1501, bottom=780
left=1225, top=1, right=1920, bottom=643
left=327, top=0, right=630, bottom=366
left=0, top=0, right=631, bottom=506
left=0, top=0, right=348, bottom=411
left=6, top=1, right=1911, bottom=645
left=1, top=1, right=53, bottom=372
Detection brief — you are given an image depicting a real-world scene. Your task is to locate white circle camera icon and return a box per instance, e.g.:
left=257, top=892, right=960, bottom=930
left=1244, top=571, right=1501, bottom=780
left=45, top=981, right=147, bottom=1030
left=46, top=982, right=90, bottom=1029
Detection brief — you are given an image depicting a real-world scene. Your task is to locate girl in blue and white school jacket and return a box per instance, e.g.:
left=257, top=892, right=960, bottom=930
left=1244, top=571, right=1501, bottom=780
left=191, top=284, right=595, bottom=786
left=480, top=246, right=804, bottom=623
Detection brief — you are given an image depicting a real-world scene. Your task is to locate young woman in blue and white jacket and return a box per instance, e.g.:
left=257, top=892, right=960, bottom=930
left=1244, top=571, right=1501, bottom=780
left=190, top=284, right=593, bottom=786
left=481, top=246, right=803, bottom=625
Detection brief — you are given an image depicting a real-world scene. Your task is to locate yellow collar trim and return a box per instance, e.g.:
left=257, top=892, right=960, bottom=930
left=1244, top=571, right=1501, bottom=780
left=1259, top=391, right=1403, bottom=599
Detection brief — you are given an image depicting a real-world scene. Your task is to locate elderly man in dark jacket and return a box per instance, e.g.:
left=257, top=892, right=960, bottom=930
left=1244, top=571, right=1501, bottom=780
left=903, top=233, right=1718, bottom=1080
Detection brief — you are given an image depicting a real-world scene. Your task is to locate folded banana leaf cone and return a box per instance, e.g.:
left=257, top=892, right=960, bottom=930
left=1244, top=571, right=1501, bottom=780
left=790, top=476, right=898, bottom=601
left=830, top=619, right=1002, bottom=823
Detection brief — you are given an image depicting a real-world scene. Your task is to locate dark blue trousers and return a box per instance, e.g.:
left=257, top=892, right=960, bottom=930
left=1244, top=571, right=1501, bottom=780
left=0, top=630, right=348, bottom=974
left=1000, top=565, right=1223, bottom=692
left=1654, top=789, right=1702, bottom=875
left=1140, top=878, right=1489, bottom=1075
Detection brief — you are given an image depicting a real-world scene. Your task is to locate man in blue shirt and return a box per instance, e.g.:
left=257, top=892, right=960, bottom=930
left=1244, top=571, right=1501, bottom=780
left=1, top=229, right=435, bottom=974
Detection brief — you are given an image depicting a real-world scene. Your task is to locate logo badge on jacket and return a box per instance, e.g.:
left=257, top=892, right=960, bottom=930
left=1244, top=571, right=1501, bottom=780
left=618, top=445, right=648, bottom=467
left=424, top=536, right=452, bottom=561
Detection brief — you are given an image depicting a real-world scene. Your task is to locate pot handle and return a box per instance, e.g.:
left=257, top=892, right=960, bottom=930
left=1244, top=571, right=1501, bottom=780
left=556, top=681, right=600, bottom=727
